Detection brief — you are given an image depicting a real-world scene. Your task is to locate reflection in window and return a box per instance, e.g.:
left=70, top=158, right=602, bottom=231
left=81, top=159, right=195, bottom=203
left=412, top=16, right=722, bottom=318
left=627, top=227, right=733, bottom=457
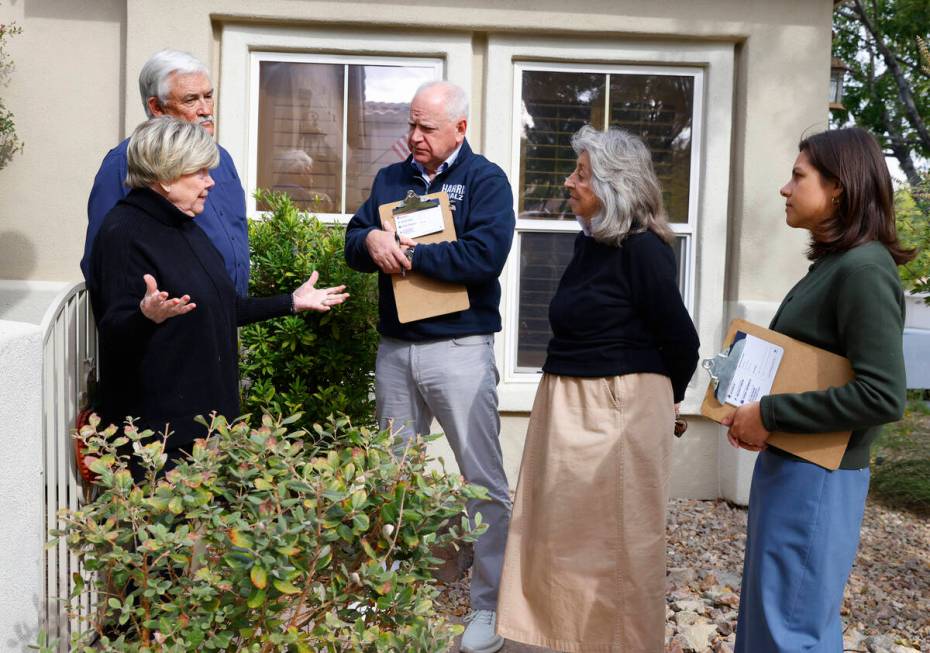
left=609, top=75, right=693, bottom=223
left=519, top=72, right=604, bottom=220
left=518, top=70, right=693, bottom=223
left=256, top=61, right=437, bottom=214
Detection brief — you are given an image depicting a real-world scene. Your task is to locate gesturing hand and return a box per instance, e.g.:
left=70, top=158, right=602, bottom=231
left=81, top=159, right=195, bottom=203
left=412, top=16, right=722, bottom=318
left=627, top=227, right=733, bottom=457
left=139, top=273, right=196, bottom=324
left=365, top=227, right=414, bottom=274
left=292, top=270, right=350, bottom=313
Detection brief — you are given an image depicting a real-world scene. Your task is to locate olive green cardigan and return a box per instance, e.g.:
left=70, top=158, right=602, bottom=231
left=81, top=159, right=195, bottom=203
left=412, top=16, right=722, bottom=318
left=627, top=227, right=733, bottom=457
left=760, top=241, right=907, bottom=469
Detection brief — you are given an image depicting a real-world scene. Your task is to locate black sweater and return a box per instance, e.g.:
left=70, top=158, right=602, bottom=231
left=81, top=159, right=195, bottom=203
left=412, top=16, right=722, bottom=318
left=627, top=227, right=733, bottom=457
left=543, top=230, right=700, bottom=403
left=88, top=188, right=291, bottom=450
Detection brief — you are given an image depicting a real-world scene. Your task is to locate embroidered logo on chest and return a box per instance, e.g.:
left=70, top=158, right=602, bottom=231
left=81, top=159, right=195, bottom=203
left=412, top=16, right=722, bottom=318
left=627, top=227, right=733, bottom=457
left=441, top=183, right=466, bottom=203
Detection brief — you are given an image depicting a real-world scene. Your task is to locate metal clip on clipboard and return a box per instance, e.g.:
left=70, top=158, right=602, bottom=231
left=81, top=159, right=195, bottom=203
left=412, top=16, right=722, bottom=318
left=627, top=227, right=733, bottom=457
left=701, top=337, right=747, bottom=405
left=392, top=189, right=439, bottom=215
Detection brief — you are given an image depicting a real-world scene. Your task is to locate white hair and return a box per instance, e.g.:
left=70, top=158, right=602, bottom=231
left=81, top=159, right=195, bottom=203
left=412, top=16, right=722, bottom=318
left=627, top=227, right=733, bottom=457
left=125, top=117, right=219, bottom=188
left=413, top=80, right=469, bottom=122
left=138, top=49, right=211, bottom=118
left=571, top=125, right=675, bottom=247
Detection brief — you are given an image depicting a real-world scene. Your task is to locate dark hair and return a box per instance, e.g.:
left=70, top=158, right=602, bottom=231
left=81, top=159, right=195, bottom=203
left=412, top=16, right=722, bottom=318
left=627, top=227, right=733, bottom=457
left=798, top=127, right=914, bottom=265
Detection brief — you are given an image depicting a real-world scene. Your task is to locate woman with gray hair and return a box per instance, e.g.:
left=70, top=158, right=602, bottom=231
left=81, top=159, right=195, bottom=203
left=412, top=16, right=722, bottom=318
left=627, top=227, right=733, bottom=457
left=497, top=125, right=699, bottom=651
left=87, top=117, right=347, bottom=479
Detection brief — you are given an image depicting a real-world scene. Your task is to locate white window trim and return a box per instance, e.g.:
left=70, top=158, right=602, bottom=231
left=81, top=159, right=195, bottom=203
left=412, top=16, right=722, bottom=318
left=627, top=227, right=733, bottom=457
left=219, top=23, right=473, bottom=218
left=246, top=52, right=443, bottom=221
left=484, top=35, right=735, bottom=413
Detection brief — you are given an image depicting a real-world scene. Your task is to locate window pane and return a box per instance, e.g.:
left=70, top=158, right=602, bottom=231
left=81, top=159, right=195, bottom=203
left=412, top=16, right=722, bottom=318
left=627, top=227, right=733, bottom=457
left=345, top=65, right=436, bottom=214
left=517, top=232, right=577, bottom=369
left=519, top=71, right=606, bottom=220
left=256, top=62, right=344, bottom=212
left=608, top=75, right=694, bottom=223
left=517, top=231, right=689, bottom=372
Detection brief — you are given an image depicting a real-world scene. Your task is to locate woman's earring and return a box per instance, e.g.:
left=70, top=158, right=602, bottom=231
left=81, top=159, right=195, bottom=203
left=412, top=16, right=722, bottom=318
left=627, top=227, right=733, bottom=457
left=832, top=195, right=840, bottom=206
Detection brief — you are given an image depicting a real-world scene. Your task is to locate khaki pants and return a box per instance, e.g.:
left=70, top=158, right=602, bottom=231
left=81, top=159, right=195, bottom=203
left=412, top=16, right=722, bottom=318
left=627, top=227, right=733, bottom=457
left=497, top=373, right=673, bottom=652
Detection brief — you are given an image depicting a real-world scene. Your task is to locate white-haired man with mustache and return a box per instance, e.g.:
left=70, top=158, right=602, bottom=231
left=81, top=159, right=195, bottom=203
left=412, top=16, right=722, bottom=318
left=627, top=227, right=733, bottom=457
left=82, top=49, right=250, bottom=296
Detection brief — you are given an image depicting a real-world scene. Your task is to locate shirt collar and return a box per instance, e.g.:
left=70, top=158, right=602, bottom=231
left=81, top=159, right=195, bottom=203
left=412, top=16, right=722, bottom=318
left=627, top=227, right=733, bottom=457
left=410, top=143, right=463, bottom=181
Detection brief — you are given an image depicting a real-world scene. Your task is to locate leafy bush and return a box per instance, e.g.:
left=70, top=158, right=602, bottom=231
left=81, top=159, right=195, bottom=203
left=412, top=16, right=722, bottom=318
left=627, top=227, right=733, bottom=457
left=895, top=182, right=930, bottom=300
left=241, top=190, right=379, bottom=430
left=51, top=413, right=486, bottom=652
left=0, top=17, right=25, bottom=169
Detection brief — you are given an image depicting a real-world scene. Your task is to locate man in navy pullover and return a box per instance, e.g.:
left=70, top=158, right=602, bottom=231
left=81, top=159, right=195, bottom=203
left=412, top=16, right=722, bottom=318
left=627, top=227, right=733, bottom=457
left=345, top=81, right=514, bottom=653
left=82, top=49, right=249, bottom=296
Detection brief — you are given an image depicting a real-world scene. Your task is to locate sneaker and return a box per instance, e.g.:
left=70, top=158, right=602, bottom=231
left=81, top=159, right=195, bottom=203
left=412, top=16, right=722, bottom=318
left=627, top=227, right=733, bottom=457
left=461, top=609, right=504, bottom=653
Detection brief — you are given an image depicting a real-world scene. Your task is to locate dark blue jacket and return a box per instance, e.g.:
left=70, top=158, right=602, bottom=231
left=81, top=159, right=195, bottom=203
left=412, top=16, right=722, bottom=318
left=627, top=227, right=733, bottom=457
left=82, top=138, right=251, bottom=296
left=344, top=140, right=515, bottom=340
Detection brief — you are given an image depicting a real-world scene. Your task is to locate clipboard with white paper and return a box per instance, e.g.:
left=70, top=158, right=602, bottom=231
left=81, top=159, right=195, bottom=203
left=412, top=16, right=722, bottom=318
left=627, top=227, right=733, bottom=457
left=701, top=319, right=855, bottom=470
left=705, top=332, right=785, bottom=407
left=378, top=191, right=470, bottom=323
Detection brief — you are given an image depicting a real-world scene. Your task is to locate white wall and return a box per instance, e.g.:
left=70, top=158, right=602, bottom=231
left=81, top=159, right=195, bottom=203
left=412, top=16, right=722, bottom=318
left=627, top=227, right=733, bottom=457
left=0, top=320, right=44, bottom=651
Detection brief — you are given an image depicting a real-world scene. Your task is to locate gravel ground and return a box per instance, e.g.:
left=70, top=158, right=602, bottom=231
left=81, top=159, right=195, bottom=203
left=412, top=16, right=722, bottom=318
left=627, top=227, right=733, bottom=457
left=436, top=497, right=930, bottom=652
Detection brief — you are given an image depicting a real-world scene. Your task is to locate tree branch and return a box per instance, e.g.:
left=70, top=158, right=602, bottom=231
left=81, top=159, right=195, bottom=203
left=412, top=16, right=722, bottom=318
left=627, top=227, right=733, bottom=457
left=852, top=0, right=930, bottom=153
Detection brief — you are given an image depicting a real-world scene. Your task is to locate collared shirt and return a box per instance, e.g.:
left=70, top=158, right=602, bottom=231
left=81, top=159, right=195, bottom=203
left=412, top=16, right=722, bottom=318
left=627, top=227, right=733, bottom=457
left=410, top=143, right=463, bottom=186
left=82, top=138, right=251, bottom=296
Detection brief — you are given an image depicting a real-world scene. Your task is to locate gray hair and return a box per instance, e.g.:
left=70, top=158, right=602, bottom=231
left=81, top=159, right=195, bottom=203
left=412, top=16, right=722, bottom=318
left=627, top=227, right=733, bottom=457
left=125, top=117, right=219, bottom=188
left=413, top=80, right=469, bottom=122
left=139, top=49, right=211, bottom=118
left=571, top=125, right=675, bottom=247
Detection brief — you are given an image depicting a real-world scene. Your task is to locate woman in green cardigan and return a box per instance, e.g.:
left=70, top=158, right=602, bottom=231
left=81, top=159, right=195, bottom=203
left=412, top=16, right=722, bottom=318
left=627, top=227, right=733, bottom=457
left=723, top=127, right=914, bottom=652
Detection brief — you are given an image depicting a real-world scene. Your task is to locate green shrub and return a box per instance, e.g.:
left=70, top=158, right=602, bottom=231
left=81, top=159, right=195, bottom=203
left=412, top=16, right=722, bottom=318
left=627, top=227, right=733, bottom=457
left=241, top=190, right=380, bottom=430
left=52, top=413, right=486, bottom=652
left=895, top=180, right=930, bottom=301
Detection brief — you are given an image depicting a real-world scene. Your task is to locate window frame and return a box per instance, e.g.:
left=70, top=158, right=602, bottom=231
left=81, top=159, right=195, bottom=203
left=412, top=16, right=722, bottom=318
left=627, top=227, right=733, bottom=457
left=247, top=51, right=444, bottom=223
left=510, top=61, right=703, bottom=375
left=219, top=23, right=474, bottom=220
left=483, top=35, right=735, bottom=412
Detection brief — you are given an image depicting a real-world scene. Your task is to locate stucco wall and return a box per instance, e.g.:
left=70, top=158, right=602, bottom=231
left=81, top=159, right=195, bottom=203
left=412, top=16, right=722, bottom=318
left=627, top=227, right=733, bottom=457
left=0, top=320, right=43, bottom=651
left=0, top=0, right=125, bottom=282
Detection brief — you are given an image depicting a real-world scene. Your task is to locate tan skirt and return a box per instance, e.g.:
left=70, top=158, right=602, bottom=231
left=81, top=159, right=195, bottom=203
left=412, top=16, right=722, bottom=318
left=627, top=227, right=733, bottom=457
left=496, top=373, right=673, bottom=652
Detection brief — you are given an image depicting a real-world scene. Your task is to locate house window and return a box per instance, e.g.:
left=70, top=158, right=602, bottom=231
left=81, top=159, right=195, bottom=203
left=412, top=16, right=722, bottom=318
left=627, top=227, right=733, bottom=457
left=513, top=63, right=701, bottom=371
left=252, top=53, right=443, bottom=218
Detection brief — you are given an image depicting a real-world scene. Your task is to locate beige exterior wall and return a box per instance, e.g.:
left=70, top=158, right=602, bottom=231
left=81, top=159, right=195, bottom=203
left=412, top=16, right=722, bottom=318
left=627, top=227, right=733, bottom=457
left=0, top=0, right=125, bottom=281
left=0, top=0, right=835, bottom=499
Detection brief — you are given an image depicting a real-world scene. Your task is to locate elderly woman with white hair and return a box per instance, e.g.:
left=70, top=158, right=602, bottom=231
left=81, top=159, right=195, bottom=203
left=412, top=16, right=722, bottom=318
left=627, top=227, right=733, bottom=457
left=497, top=125, right=699, bottom=651
left=87, top=116, right=348, bottom=479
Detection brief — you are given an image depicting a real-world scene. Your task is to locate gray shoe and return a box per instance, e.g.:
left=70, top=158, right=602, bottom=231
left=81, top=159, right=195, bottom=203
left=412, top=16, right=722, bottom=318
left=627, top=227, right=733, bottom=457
left=461, top=609, right=504, bottom=653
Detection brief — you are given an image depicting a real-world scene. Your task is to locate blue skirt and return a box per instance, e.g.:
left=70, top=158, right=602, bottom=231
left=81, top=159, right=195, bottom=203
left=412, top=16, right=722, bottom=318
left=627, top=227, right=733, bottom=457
left=735, top=450, right=870, bottom=653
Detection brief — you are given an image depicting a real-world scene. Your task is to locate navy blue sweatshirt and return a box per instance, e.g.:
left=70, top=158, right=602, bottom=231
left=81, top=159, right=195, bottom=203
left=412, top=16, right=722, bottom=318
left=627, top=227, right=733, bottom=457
left=344, top=140, right=515, bottom=340
left=543, top=230, right=700, bottom=403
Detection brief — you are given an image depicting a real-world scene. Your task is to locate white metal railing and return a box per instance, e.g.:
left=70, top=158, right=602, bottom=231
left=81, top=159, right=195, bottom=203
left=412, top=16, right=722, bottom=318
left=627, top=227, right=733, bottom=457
left=40, top=281, right=97, bottom=651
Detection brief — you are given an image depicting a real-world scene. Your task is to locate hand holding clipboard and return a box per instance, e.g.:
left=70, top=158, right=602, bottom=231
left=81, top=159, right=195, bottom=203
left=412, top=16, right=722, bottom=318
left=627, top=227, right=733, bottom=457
left=378, top=191, right=470, bottom=323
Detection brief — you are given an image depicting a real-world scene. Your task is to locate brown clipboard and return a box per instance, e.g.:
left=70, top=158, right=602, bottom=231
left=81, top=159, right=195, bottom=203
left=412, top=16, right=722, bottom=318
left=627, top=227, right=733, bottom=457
left=378, top=191, right=470, bottom=324
left=701, top=319, right=855, bottom=470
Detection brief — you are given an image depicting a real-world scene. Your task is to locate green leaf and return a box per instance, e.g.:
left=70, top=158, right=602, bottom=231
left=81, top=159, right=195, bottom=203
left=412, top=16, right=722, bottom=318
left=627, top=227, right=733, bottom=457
left=272, top=579, right=302, bottom=595
left=250, top=565, right=268, bottom=589
left=246, top=588, right=266, bottom=608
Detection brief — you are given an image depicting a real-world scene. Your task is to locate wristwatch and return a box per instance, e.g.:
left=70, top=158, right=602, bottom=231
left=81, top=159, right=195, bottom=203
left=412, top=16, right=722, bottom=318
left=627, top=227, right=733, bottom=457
left=404, top=245, right=416, bottom=265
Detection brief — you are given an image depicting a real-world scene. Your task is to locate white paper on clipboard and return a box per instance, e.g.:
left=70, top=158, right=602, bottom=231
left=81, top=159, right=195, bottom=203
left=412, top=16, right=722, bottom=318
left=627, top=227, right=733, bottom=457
left=723, top=333, right=784, bottom=407
left=394, top=205, right=445, bottom=239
